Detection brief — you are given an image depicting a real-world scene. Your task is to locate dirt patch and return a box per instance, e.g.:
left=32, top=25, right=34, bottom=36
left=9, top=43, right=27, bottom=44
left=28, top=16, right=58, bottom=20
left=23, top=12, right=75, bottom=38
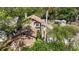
left=9, top=35, right=36, bottom=51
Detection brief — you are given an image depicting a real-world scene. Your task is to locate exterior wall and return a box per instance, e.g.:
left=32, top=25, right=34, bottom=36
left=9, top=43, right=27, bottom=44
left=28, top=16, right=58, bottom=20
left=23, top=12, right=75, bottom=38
left=30, top=19, right=46, bottom=40
left=31, top=20, right=35, bottom=28
left=31, top=20, right=42, bottom=38
left=42, top=27, right=47, bottom=41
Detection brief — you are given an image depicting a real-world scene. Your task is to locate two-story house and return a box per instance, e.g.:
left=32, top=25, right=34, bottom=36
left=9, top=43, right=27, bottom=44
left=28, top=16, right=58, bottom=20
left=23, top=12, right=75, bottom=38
left=28, top=15, right=47, bottom=40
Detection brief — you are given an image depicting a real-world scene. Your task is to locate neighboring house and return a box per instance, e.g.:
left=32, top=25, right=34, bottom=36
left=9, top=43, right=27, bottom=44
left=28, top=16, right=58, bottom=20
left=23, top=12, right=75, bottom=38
left=5, top=17, right=19, bottom=27
left=60, top=20, right=66, bottom=26
left=54, top=20, right=66, bottom=26
left=0, top=30, right=7, bottom=42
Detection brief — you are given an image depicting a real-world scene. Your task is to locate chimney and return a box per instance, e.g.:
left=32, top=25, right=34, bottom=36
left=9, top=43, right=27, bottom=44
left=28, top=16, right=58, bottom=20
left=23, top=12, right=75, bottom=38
left=46, top=10, right=48, bottom=25
left=25, top=13, right=27, bottom=19
left=44, top=10, right=49, bottom=41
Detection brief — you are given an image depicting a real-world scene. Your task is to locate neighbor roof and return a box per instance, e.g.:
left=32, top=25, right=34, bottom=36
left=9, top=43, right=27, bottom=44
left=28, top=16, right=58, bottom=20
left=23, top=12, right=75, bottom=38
left=28, top=15, right=45, bottom=23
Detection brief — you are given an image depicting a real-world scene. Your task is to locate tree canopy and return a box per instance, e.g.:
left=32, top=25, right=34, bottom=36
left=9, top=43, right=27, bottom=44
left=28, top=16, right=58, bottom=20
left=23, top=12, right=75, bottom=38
left=0, top=7, right=79, bottom=33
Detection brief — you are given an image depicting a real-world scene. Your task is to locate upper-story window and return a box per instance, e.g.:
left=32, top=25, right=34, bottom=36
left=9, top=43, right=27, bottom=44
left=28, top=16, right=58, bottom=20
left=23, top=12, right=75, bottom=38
left=34, top=22, right=40, bottom=27
left=36, top=23, right=40, bottom=26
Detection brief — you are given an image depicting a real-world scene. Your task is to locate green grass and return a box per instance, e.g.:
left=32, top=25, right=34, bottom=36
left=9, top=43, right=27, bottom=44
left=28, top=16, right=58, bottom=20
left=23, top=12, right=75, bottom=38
left=48, top=25, right=78, bottom=41
left=22, top=39, right=77, bottom=51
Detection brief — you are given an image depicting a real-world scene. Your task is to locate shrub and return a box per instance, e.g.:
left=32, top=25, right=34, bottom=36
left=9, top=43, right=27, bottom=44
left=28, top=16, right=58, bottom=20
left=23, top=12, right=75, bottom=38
left=36, top=30, right=42, bottom=39
left=48, top=25, right=78, bottom=41
left=22, top=25, right=78, bottom=51
left=22, top=39, right=50, bottom=51
left=22, top=39, right=76, bottom=51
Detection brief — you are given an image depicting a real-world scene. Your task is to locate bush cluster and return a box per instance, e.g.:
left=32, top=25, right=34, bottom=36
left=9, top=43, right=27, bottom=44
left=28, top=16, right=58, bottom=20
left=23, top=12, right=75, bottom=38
left=48, top=25, right=78, bottom=41
left=22, top=39, right=76, bottom=51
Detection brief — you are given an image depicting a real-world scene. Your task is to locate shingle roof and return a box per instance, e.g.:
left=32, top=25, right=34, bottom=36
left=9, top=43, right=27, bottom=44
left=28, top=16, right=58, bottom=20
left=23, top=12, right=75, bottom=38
left=28, top=15, right=45, bottom=23
left=28, top=15, right=53, bottom=29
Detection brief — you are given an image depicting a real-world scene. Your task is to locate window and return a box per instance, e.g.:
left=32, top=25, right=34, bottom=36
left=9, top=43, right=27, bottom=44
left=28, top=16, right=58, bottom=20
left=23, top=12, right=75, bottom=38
left=36, top=23, right=40, bottom=26
left=34, top=22, right=40, bottom=27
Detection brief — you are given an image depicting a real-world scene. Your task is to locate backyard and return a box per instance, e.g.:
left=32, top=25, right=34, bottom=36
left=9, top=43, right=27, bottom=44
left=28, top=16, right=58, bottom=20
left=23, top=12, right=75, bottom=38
left=0, top=7, right=79, bottom=51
